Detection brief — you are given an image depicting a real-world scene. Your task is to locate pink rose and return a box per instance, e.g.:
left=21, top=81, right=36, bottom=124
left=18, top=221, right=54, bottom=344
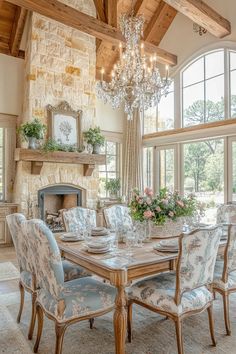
left=143, top=210, right=154, bottom=219
left=156, top=206, right=161, bottom=213
left=136, top=196, right=140, bottom=201
left=146, top=198, right=152, bottom=205
left=144, top=187, right=153, bottom=197
left=138, top=199, right=143, bottom=205
left=169, top=211, right=174, bottom=218
left=177, top=200, right=184, bottom=208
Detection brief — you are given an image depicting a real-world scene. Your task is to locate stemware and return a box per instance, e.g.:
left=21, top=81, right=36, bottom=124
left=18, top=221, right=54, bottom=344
left=125, top=231, right=135, bottom=257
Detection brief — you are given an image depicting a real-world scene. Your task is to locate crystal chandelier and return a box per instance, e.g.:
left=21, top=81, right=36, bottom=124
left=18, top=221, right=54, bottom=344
left=96, top=12, right=172, bottom=120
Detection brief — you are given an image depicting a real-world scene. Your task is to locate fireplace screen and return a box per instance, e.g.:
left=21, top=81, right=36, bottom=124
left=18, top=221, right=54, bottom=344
left=38, top=185, right=82, bottom=232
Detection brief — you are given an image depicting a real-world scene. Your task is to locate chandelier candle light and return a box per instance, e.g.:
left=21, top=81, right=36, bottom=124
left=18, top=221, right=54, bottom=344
left=96, top=12, right=172, bottom=120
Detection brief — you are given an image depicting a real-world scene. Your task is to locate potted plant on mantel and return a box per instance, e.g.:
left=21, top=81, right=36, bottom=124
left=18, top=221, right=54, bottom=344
left=17, top=118, right=47, bottom=149
left=105, top=178, right=121, bottom=199
left=83, top=126, right=105, bottom=154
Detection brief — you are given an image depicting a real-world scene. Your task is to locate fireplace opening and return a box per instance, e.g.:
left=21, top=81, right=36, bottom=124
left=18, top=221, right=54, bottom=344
left=38, top=185, right=82, bottom=232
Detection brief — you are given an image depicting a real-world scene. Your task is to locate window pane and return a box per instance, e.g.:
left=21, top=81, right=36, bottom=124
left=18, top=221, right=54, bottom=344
left=107, top=155, right=116, bottom=172
left=143, top=106, right=157, bottom=134
left=159, top=149, right=175, bottom=191
left=230, top=51, right=236, bottom=71
left=232, top=142, right=236, bottom=201
left=107, top=141, right=116, bottom=155
left=183, top=82, right=204, bottom=126
left=183, top=139, right=224, bottom=223
left=205, top=75, right=224, bottom=122
left=205, top=51, right=224, bottom=79
left=158, top=91, right=174, bottom=131
left=183, top=57, right=204, bottom=87
left=230, top=70, right=236, bottom=118
left=143, top=147, right=153, bottom=189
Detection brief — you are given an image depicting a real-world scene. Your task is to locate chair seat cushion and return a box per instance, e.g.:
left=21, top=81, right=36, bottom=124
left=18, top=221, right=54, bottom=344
left=128, top=272, right=213, bottom=316
left=20, top=270, right=33, bottom=290
left=38, top=277, right=116, bottom=322
left=62, top=260, right=91, bottom=281
left=212, top=260, right=236, bottom=291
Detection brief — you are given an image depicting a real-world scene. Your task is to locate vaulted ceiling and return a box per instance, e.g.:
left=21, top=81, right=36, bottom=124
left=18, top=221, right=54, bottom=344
left=0, top=0, right=232, bottom=80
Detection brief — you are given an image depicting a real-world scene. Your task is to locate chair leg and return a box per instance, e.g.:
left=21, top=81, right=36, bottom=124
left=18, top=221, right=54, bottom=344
left=17, top=281, right=25, bottom=323
left=55, top=323, right=67, bottom=354
left=222, top=293, right=231, bottom=336
left=89, top=318, right=94, bottom=329
left=127, top=302, right=132, bottom=343
left=207, top=304, right=217, bottom=346
left=28, top=291, right=37, bottom=340
left=174, top=318, right=184, bottom=354
left=33, top=305, right=44, bottom=353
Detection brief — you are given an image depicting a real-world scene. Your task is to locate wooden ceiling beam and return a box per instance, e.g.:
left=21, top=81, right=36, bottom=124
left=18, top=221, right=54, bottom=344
left=9, top=6, right=28, bottom=57
left=163, top=0, right=231, bottom=38
left=105, top=0, right=117, bottom=27
left=6, top=0, right=177, bottom=65
left=0, top=0, right=3, bottom=8
left=144, top=1, right=177, bottom=46
left=93, top=0, right=106, bottom=22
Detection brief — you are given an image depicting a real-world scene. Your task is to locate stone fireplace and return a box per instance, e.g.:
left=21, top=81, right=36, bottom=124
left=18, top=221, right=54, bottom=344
left=13, top=0, right=100, bottom=215
left=38, top=184, right=82, bottom=232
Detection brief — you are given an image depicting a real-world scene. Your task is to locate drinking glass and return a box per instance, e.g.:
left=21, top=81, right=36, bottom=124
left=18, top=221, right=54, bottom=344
left=134, top=222, right=145, bottom=247
left=111, top=233, right=119, bottom=255
left=125, top=231, right=135, bottom=257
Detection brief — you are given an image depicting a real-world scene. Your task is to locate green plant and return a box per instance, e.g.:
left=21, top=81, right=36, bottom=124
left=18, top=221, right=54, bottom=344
left=104, top=178, right=121, bottom=197
left=83, top=127, right=105, bottom=147
left=41, top=138, right=82, bottom=153
left=17, top=118, right=46, bottom=141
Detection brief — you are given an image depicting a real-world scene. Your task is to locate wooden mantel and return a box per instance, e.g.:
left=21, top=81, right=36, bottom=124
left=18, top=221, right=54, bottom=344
left=14, top=148, right=106, bottom=176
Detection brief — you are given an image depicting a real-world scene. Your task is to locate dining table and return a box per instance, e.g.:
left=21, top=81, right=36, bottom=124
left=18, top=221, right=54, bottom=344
left=56, top=234, right=226, bottom=354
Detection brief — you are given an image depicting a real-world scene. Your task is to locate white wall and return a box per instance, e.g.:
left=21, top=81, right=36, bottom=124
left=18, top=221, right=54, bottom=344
left=0, top=54, right=24, bottom=116
left=160, top=0, right=236, bottom=71
left=95, top=97, right=124, bottom=133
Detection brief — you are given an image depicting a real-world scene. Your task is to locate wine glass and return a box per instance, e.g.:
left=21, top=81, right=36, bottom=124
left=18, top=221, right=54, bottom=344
left=125, top=231, right=135, bottom=257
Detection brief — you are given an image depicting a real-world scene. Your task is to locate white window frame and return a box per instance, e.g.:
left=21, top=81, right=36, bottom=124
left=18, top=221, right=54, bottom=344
left=155, top=144, right=178, bottom=193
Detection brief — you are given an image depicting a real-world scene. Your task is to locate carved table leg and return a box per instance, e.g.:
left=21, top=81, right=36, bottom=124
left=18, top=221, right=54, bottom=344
left=114, top=285, right=127, bottom=354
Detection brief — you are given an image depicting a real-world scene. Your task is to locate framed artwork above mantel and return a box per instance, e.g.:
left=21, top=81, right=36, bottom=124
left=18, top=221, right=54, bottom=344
left=46, top=101, right=82, bottom=148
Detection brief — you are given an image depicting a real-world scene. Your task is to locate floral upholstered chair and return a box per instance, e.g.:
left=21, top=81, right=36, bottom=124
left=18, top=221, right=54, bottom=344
left=212, top=224, right=236, bottom=335
left=128, top=226, right=221, bottom=354
left=103, top=204, right=133, bottom=231
left=216, top=204, right=236, bottom=224
left=62, top=207, right=96, bottom=232
left=23, top=220, right=116, bottom=354
left=6, top=213, right=91, bottom=340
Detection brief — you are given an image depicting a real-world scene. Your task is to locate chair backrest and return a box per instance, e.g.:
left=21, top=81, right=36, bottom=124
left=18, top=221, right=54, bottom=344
left=221, top=224, right=236, bottom=282
left=6, top=213, right=30, bottom=273
left=103, top=205, right=133, bottom=230
left=22, top=219, right=64, bottom=299
left=62, top=207, right=96, bottom=232
left=216, top=204, right=236, bottom=224
left=175, top=226, right=221, bottom=304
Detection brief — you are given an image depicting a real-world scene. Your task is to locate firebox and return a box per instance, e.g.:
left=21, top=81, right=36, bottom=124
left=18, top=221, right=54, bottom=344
left=38, top=184, right=82, bottom=232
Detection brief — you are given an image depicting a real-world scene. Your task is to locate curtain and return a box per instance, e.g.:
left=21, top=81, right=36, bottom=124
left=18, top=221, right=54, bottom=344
left=122, top=109, right=143, bottom=200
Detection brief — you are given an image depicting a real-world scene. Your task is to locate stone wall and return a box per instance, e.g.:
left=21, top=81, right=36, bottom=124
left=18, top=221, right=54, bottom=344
left=14, top=0, right=100, bottom=216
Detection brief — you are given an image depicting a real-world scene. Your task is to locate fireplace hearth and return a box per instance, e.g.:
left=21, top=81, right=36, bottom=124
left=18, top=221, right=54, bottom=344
left=38, top=185, right=82, bottom=232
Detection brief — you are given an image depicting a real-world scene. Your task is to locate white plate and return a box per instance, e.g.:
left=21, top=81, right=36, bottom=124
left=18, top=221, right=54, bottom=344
left=62, top=232, right=80, bottom=238
left=92, top=227, right=107, bottom=232
left=87, top=247, right=110, bottom=254
left=60, top=235, right=83, bottom=242
left=86, top=241, right=109, bottom=249
left=154, top=244, right=179, bottom=253
left=160, top=240, right=179, bottom=248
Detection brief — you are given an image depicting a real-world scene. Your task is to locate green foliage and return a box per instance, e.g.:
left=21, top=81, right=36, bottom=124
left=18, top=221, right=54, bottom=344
left=104, top=178, right=121, bottom=196
left=17, top=118, right=46, bottom=141
left=129, top=188, right=197, bottom=225
left=83, top=127, right=105, bottom=147
left=41, top=138, right=82, bottom=153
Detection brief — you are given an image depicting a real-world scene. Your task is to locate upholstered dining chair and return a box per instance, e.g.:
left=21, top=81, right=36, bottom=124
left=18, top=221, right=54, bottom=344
left=127, top=226, right=221, bottom=354
left=6, top=213, right=92, bottom=340
left=23, top=219, right=116, bottom=354
left=216, top=204, right=236, bottom=224
left=62, top=206, right=96, bottom=232
left=212, top=224, right=236, bottom=336
left=103, top=204, right=133, bottom=230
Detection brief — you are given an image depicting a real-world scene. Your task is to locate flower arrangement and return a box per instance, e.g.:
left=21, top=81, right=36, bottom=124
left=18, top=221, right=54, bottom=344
left=129, top=187, right=197, bottom=225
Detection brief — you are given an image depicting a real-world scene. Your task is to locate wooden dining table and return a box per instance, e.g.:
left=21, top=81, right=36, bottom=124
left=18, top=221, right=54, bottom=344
left=57, top=235, right=226, bottom=354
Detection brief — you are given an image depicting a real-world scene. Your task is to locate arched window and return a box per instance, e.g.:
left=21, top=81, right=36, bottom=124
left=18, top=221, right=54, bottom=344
left=182, top=49, right=225, bottom=127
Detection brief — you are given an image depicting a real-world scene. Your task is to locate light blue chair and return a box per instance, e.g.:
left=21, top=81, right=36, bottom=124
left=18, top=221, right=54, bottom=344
left=6, top=213, right=91, bottom=340
left=23, top=219, right=116, bottom=354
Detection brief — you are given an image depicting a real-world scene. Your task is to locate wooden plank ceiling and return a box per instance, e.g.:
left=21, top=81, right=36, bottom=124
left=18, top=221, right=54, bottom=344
left=0, top=0, right=231, bottom=80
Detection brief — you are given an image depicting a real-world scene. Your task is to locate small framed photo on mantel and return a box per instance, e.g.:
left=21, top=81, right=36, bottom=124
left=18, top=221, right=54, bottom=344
left=46, top=101, right=82, bottom=148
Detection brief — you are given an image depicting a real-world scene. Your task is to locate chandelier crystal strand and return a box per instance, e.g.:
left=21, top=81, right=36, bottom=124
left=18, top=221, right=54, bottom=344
left=96, top=13, right=172, bottom=120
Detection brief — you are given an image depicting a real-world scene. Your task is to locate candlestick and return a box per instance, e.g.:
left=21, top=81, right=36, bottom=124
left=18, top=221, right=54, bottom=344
left=141, top=42, right=144, bottom=56
left=101, top=68, right=104, bottom=81
left=165, top=64, right=169, bottom=80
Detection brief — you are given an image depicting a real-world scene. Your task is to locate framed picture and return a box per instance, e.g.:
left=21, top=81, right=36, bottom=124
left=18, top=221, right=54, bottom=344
left=46, top=101, right=82, bottom=147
